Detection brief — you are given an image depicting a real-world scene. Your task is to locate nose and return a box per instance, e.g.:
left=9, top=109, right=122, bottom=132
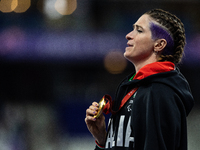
left=126, top=31, right=134, bottom=40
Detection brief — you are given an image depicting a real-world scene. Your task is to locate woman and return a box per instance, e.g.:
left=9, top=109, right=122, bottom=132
left=85, top=9, right=194, bottom=150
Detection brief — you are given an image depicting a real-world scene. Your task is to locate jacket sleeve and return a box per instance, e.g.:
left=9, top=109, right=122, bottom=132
left=132, top=83, right=186, bottom=150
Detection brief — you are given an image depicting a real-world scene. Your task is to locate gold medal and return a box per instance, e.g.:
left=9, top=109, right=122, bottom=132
left=94, top=97, right=106, bottom=118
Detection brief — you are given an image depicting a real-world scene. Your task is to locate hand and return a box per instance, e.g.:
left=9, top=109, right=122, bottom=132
left=85, top=102, right=107, bottom=146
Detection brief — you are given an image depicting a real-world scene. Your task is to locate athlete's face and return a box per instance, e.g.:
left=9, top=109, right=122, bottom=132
left=124, top=14, right=155, bottom=64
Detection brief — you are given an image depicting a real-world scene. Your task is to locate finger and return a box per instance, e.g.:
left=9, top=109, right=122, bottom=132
left=85, top=115, right=96, bottom=123
left=86, top=108, right=97, bottom=117
left=92, top=102, right=99, bottom=107
left=89, top=105, right=98, bottom=111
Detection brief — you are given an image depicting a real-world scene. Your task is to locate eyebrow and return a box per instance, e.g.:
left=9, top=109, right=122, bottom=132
left=133, top=24, right=143, bottom=30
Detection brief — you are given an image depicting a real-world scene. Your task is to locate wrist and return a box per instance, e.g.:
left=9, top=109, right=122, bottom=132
left=95, top=140, right=105, bottom=149
left=94, top=130, right=106, bottom=146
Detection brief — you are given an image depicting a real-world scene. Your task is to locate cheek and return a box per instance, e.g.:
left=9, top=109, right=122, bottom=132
left=136, top=37, right=154, bottom=51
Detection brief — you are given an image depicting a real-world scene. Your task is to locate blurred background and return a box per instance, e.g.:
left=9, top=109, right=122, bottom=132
left=0, top=0, right=200, bottom=150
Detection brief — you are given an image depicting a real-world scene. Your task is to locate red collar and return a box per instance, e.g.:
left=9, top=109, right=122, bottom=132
left=133, top=61, right=175, bottom=80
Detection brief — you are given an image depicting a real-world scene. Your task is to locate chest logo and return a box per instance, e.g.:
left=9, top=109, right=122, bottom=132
left=127, top=105, right=132, bottom=112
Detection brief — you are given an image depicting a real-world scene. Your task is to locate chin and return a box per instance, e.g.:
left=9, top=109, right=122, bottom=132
left=124, top=53, right=135, bottom=63
left=124, top=51, right=130, bottom=59
left=123, top=51, right=126, bottom=57
left=124, top=53, right=130, bottom=61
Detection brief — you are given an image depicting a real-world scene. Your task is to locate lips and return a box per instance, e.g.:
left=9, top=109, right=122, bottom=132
left=127, top=42, right=133, bottom=47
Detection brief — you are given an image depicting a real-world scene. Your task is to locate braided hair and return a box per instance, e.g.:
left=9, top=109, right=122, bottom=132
left=145, top=9, right=186, bottom=64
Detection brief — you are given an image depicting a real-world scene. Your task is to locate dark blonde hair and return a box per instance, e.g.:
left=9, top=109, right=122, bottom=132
left=145, top=9, right=186, bottom=64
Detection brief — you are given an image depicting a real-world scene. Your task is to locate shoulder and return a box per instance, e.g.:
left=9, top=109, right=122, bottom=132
left=135, top=82, right=180, bottom=108
left=138, top=82, right=176, bottom=97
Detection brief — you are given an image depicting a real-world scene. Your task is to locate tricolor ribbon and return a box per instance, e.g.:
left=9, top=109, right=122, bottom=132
left=103, top=87, right=139, bottom=115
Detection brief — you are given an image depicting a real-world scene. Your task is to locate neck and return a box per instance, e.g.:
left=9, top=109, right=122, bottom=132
left=133, top=57, right=158, bottom=73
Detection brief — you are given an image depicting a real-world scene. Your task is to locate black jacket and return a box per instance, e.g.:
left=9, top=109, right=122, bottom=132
left=96, top=62, right=194, bottom=150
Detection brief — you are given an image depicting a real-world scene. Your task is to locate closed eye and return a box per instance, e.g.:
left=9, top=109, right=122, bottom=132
left=133, top=24, right=143, bottom=33
left=137, top=29, right=142, bottom=33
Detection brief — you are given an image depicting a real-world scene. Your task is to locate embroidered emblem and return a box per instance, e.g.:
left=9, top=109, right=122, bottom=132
left=127, top=105, right=132, bottom=112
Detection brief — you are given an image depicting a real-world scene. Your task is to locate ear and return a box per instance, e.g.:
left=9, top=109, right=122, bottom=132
left=154, top=39, right=167, bottom=53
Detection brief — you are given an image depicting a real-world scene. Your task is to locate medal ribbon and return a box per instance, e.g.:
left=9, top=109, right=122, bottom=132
left=103, top=87, right=138, bottom=115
